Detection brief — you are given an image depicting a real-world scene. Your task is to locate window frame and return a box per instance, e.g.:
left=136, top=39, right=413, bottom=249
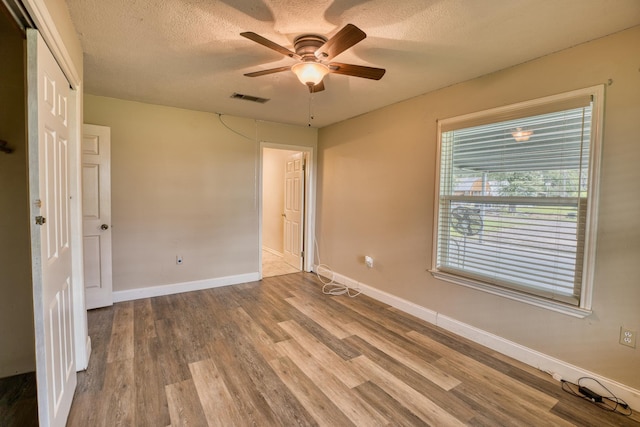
left=431, top=86, right=605, bottom=318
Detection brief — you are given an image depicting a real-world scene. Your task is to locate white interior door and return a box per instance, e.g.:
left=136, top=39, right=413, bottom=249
left=27, top=29, right=76, bottom=427
left=82, top=124, right=113, bottom=309
left=283, top=152, right=304, bottom=269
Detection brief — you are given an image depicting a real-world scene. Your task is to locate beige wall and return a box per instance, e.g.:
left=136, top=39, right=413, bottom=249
left=316, top=26, right=640, bottom=389
left=84, top=95, right=316, bottom=291
left=262, top=148, right=299, bottom=253
left=0, top=17, right=35, bottom=377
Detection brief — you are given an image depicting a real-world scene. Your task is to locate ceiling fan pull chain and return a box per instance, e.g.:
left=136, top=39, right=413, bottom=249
left=308, top=92, right=315, bottom=127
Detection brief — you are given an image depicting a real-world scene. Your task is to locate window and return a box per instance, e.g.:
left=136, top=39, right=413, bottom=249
left=431, top=86, right=604, bottom=316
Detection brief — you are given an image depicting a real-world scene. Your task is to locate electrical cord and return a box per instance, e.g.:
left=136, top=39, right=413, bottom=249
left=314, top=237, right=361, bottom=297
left=561, top=377, right=632, bottom=416
left=217, top=113, right=255, bottom=141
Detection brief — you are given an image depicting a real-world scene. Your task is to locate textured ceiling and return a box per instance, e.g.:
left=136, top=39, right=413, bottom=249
left=66, top=0, right=640, bottom=128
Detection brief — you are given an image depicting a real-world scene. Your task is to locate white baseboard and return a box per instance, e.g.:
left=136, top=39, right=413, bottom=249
left=112, top=272, right=261, bottom=303
left=262, top=246, right=284, bottom=257
left=83, top=336, right=92, bottom=371
left=319, top=266, right=640, bottom=410
left=75, top=336, right=92, bottom=372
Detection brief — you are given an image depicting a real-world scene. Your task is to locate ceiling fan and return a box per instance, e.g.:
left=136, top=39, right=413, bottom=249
left=241, top=24, right=386, bottom=93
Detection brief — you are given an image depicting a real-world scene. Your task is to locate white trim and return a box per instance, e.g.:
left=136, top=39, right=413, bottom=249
left=112, top=272, right=260, bottom=302
left=263, top=246, right=284, bottom=257
left=68, top=83, right=89, bottom=370
left=430, top=270, right=592, bottom=318
left=318, top=267, right=640, bottom=410
left=85, top=336, right=91, bottom=367
left=436, top=314, right=640, bottom=407
left=579, top=84, right=605, bottom=310
left=432, top=118, right=445, bottom=275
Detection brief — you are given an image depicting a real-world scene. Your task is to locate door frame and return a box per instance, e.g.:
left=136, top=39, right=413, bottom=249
left=259, top=142, right=316, bottom=278
left=21, top=0, right=90, bottom=371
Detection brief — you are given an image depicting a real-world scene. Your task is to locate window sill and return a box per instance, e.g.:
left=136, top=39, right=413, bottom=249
left=430, top=270, right=592, bottom=318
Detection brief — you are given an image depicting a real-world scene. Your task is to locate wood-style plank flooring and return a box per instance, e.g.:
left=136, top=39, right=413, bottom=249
left=68, top=272, right=639, bottom=426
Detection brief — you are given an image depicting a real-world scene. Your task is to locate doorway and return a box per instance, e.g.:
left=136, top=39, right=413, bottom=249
left=260, top=145, right=314, bottom=278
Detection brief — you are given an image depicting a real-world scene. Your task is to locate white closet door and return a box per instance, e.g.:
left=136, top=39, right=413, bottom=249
left=27, top=29, right=77, bottom=427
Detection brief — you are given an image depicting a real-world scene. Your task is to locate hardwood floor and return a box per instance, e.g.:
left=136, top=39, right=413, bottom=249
left=68, top=273, right=639, bottom=426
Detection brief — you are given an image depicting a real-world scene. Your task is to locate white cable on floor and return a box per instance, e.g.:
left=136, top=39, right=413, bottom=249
left=314, top=238, right=361, bottom=297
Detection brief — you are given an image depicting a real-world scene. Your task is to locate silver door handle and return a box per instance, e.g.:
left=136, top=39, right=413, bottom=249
left=101, top=224, right=109, bottom=230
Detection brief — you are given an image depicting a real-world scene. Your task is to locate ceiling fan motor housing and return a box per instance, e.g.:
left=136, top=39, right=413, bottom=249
left=294, top=34, right=328, bottom=61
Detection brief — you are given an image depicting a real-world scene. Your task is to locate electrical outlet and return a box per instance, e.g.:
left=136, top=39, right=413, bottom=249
left=176, top=255, right=183, bottom=265
left=619, top=327, right=636, bottom=348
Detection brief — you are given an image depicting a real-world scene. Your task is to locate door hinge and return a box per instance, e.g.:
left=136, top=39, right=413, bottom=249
left=302, top=161, right=306, bottom=172
left=301, top=251, right=304, bottom=258
left=35, top=216, right=46, bottom=225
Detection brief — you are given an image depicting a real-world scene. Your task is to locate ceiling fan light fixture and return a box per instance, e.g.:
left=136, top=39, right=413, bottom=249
left=511, top=127, right=533, bottom=142
left=292, top=62, right=329, bottom=86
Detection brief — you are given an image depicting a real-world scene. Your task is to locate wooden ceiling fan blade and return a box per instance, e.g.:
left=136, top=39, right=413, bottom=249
left=328, top=63, right=386, bottom=80
left=314, top=24, right=366, bottom=61
left=244, top=66, right=291, bottom=77
left=309, top=81, right=325, bottom=93
left=240, top=32, right=301, bottom=59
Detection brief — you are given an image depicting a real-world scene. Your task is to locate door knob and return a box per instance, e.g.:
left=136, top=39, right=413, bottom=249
left=100, top=224, right=109, bottom=230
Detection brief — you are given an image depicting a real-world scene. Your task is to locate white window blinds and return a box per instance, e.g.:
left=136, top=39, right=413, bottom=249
left=433, top=88, right=602, bottom=309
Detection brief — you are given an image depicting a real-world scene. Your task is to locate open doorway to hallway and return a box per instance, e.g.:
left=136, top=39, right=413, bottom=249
left=262, top=148, right=305, bottom=277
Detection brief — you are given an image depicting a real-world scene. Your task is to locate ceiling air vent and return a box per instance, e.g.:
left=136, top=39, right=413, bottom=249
left=230, top=92, right=270, bottom=104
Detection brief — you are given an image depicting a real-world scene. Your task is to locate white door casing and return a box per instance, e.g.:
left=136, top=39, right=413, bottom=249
left=82, top=124, right=113, bottom=309
left=27, top=29, right=77, bottom=427
left=283, top=152, right=304, bottom=270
